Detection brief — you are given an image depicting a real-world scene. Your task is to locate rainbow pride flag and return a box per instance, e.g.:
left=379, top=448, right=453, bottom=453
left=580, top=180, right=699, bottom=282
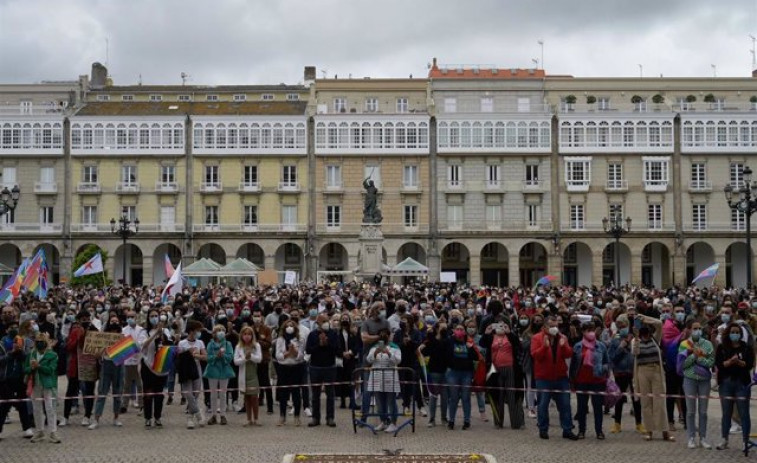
left=151, top=346, right=176, bottom=374
left=534, top=275, right=558, bottom=288
left=106, top=336, right=140, bottom=366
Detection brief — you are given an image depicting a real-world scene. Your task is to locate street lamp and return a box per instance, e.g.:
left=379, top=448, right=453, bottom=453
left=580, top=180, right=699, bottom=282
left=110, top=214, right=139, bottom=285
left=603, top=215, right=632, bottom=288
left=724, top=165, right=757, bottom=287
left=0, top=185, right=20, bottom=218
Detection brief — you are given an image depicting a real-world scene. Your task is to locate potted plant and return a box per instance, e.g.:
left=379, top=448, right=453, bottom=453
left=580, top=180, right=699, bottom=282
left=631, top=95, right=644, bottom=111
left=586, top=95, right=597, bottom=105
left=652, top=94, right=665, bottom=104
left=686, top=94, right=697, bottom=103
left=703, top=93, right=715, bottom=103
left=750, top=95, right=757, bottom=110
left=564, top=94, right=576, bottom=111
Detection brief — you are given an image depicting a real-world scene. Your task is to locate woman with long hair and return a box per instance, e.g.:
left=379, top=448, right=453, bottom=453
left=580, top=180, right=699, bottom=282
left=274, top=319, right=305, bottom=426
left=234, top=326, right=262, bottom=426
left=715, top=322, right=755, bottom=452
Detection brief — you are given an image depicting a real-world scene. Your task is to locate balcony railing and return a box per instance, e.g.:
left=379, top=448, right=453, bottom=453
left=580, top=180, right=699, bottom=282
left=324, top=182, right=343, bottom=192
left=0, top=223, right=63, bottom=233
left=439, top=220, right=553, bottom=231
left=688, top=180, right=712, bottom=192
left=314, top=223, right=430, bottom=234
left=70, top=223, right=185, bottom=233
left=278, top=181, right=300, bottom=192
left=200, top=182, right=222, bottom=192
left=238, top=182, right=261, bottom=192
left=192, top=223, right=307, bottom=233
left=643, top=180, right=668, bottom=192
left=77, top=182, right=101, bottom=193
left=565, top=180, right=590, bottom=192
left=0, top=104, right=66, bottom=115
left=33, top=182, right=57, bottom=193
left=155, top=182, right=178, bottom=193
left=522, top=180, right=542, bottom=190
left=605, top=180, right=628, bottom=192
left=115, top=182, right=140, bottom=193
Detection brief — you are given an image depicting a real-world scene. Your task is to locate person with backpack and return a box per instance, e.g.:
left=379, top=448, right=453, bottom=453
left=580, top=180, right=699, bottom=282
left=570, top=322, right=610, bottom=440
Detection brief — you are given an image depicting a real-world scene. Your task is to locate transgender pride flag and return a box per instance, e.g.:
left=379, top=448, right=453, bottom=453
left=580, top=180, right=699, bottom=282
left=692, top=263, right=719, bottom=284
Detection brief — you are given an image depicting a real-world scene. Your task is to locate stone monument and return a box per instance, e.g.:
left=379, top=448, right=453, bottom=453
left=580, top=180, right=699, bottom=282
left=359, top=177, right=384, bottom=278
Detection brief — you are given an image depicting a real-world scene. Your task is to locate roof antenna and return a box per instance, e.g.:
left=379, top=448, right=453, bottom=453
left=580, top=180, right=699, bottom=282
left=321, top=69, right=328, bottom=79
left=105, top=37, right=109, bottom=69
left=181, top=72, right=190, bottom=86
left=138, top=74, right=142, bottom=86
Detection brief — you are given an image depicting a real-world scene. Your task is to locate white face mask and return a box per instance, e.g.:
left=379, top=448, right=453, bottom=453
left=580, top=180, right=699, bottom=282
left=321, top=322, right=330, bottom=331
left=548, top=327, right=559, bottom=336
left=285, top=326, right=295, bottom=335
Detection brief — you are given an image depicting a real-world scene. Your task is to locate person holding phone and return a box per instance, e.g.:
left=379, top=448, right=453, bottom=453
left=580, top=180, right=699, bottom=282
left=715, top=322, right=755, bottom=452
left=366, top=328, right=401, bottom=433
left=275, top=319, right=305, bottom=426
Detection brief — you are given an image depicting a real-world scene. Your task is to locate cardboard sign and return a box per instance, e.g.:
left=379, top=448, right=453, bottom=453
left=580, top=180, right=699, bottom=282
left=440, top=272, right=457, bottom=283
left=257, top=269, right=279, bottom=286
left=284, top=270, right=297, bottom=285
left=82, top=331, right=123, bottom=356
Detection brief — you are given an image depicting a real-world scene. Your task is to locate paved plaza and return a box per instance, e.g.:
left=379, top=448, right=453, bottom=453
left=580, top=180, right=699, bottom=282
left=1, top=391, right=753, bottom=463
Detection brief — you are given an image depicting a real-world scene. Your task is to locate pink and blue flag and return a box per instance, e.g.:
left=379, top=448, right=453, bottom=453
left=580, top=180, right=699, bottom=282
left=692, top=263, right=719, bottom=284
left=534, top=275, right=558, bottom=287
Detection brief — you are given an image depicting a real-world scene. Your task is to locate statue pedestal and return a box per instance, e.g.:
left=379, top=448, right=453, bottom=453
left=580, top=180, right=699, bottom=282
left=358, top=224, right=384, bottom=278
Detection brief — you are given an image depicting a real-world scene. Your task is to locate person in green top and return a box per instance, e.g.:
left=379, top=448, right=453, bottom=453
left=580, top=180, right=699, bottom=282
left=677, top=320, right=715, bottom=450
left=204, top=324, right=235, bottom=425
left=25, top=332, right=60, bottom=444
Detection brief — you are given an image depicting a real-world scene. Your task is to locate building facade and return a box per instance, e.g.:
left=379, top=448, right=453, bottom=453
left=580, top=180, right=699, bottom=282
left=2, top=62, right=757, bottom=288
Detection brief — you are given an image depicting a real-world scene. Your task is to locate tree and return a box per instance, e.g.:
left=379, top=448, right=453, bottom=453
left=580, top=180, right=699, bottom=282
left=70, top=245, right=110, bottom=287
left=703, top=93, right=715, bottom=103
left=686, top=94, right=697, bottom=103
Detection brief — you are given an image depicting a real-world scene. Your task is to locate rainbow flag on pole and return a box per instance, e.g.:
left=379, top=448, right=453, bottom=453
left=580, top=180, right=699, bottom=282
left=151, top=346, right=176, bottom=374
left=106, top=336, right=140, bottom=366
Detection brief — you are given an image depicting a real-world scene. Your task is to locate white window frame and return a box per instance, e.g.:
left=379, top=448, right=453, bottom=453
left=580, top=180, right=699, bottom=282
left=480, top=97, right=494, bottom=113
left=206, top=94, right=219, bottom=102
left=404, top=205, right=418, bottom=229
left=40, top=206, right=54, bottom=227
left=286, top=93, right=299, bottom=101
left=121, top=165, right=137, bottom=185
left=396, top=97, right=408, bottom=113
left=82, top=206, right=97, bottom=229
left=204, top=205, right=219, bottom=230
left=333, top=98, right=347, bottom=113
left=642, top=156, right=670, bottom=191
left=486, top=164, right=500, bottom=188
left=403, top=165, right=419, bottom=189
left=326, top=205, right=341, bottom=230
left=365, top=98, right=378, bottom=112
left=243, top=205, right=258, bottom=229
left=564, top=157, right=591, bottom=191
left=527, top=204, right=539, bottom=228
left=122, top=95, right=134, bottom=102
left=525, top=163, right=539, bottom=187
left=570, top=204, right=585, bottom=230
left=730, top=162, right=744, bottom=188
left=444, top=97, right=457, bottom=113
left=609, top=203, right=624, bottom=222
left=178, top=94, right=192, bottom=102
left=326, top=165, right=342, bottom=189
left=243, top=165, right=259, bottom=188
left=281, top=205, right=297, bottom=231
left=233, top=94, right=247, bottom=102
left=607, top=162, right=624, bottom=190
left=82, top=165, right=98, bottom=184
left=447, top=164, right=462, bottom=188
left=204, top=165, right=220, bottom=189
left=160, top=165, right=175, bottom=184
left=149, top=94, right=162, bottom=102
left=1, top=167, right=16, bottom=189
left=261, top=94, right=274, bottom=101
left=447, top=205, right=463, bottom=230
left=648, top=204, right=662, bottom=230
left=691, top=162, right=708, bottom=190
left=692, top=204, right=707, bottom=231
left=486, top=205, right=501, bottom=229
left=282, top=164, right=297, bottom=187
left=364, top=166, right=381, bottom=188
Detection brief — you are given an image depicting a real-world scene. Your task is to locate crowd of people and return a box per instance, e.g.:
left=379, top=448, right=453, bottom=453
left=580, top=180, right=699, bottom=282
left=0, top=281, right=755, bottom=454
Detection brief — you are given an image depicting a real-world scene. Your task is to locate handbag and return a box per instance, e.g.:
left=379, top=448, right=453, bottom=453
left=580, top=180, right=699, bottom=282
left=604, top=377, right=622, bottom=408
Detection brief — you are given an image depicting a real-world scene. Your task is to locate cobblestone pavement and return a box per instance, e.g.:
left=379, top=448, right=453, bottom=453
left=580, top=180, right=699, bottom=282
left=0, top=392, right=753, bottom=463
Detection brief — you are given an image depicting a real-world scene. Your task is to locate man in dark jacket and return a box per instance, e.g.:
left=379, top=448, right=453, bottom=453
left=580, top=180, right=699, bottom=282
left=0, top=318, right=35, bottom=438
left=305, top=313, right=342, bottom=427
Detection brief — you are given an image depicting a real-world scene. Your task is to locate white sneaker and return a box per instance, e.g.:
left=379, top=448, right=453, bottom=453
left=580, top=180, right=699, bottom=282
left=187, top=418, right=195, bottom=429
left=233, top=403, right=243, bottom=413
left=88, top=420, right=99, bottom=430
left=420, top=407, right=428, bottom=417
left=288, top=406, right=294, bottom=416
left=58, top=418, right=68, bottom=427
left=375, top=422, right=386, bottom=432
left=113, top=420, right=123, bottom=427
left=81, top=417, right=90, bottom=427
left=528, top=409, right=537, bottom=419
left=730, top=424, right=742, bottom=435
left=22, top=428, right=34, bottom=438
left=385, top=423, right=398, bottom=433
left=195, top=413, right=206, bottom=427
left=688, top=438, right=697, bottom=449
left=701, top=439, right=712, bottom=449
left=304, top=407, right=312, bottom=417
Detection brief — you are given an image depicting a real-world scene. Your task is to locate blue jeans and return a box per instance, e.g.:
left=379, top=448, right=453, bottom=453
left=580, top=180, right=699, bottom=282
left=94, top=360, right=124, bottom=418
left=719, top=378, right=751, bottom=442
left=535, top=378, right=573, bottom=434
left=427, top=372, right=448, bottom=423
left=375, top=391, right=398, bottom=424
left=576, top=382, right=605, bottom=434
left=446, top=369, right=472, bottom=424
left=683, top=377, right=711, bottom=441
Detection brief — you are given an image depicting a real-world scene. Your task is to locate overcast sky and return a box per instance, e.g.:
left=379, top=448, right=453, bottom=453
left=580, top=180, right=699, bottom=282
left=1, top=0, right=756, bottom=86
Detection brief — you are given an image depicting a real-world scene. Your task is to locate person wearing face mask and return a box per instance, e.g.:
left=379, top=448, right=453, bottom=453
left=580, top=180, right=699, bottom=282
left=203, top=325, right=235, bottom=426
left=25, top=333, right=60, bottom=443
left=631, top=314, right=673, bottom=442
left=661, top=304, right=689, bottom=432
left=531, top=315, right=578, bottom=440
left=359, top=302, right=389, bottom=418
left=234, top=326, right=262, bottom=427
left=0, top=319, right=35, bottom=438
left=250, top=309, right=274, bottom=415
left=120, top=310, right=146, bottom=415
left=677, top=320, right=715, bottom=449
left=481, top=320, right=524, bottom=430
left=139, top=309, right=172, bottom=428
left=89, top=316, right=126, bottom=430
left=177, top=320, right=207, bottom=429
left=569, top=322, right=610, bottom=440
left=444, top=323, right=481, bottom=430
left=418, top=320, right=449, bottom=427
left=66, top=311, right=99, bottom=427
left=519, top=314, right=540, bottom=419
left=336, top=314, right=360, bottom=410
left=715, top=322, right=755, bottom=452
left=275, top=320, right=305, bottom=426
left=387, top=300, right=407, bottom=335
left=608, top=315, right=643, bottom=434
left=305, top=314, right=341, bottom=427
left=366, top=328, right=402, bottom=433
left=393, top=315, right=424, bottom=418
left=464, top=319, right=489, bottom=423
left=301, top=304, right=320, bottom=332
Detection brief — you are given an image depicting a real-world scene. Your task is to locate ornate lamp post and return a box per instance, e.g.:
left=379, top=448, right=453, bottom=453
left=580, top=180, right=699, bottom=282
left=0, top=185, right=20, bottom=218
left=602, top=215, right=631, bottom=288
left=724, top=165, right=757, bottom=287
left=110, top=215, right=139, bottom=285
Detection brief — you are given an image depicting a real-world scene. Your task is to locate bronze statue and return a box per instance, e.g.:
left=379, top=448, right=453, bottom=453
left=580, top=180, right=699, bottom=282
left=363, top=177, right=382, bottom=223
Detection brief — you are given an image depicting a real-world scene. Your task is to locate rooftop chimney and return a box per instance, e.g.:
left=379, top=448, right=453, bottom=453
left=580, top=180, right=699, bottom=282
left=304, top=66, right=316, bottom=85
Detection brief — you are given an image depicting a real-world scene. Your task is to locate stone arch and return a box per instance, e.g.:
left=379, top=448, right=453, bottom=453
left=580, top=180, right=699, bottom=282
left=686, top=242, right=715, bottom=286
left=236, top=243, right=265, bottom=269
left=480, top=242, right=508, bottom=287
left=641, top=242, right=671, bottom=288
left=441, top=242, right=470, bottom=283
left=197, top=243, right=227, bottom=265
left=563, top=241, right=592, bottom=287
left=114, top=243, right=144, bottom=286
left=519, top=242, right=548, bottom=287
left=153, top=243, right=182, bottom=285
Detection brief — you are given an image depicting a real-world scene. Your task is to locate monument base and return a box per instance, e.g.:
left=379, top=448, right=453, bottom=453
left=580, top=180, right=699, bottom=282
left=358, top=224, right=384, bottom=278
